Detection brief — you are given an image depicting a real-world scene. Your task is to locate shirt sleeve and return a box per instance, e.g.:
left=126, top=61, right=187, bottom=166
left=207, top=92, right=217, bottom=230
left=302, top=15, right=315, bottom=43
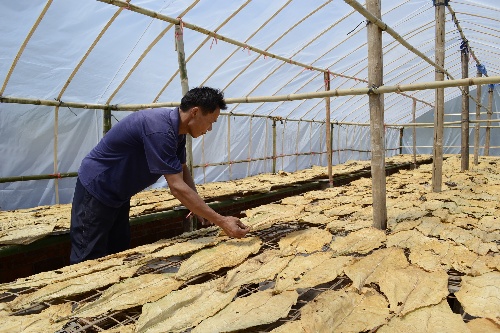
left=143, top=130, right=183, bottom=175
left=177, top=134, right=187, bottom=165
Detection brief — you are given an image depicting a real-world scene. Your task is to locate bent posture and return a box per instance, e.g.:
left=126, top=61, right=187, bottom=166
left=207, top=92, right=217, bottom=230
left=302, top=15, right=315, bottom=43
left=70, top=87, right=249, bottom=264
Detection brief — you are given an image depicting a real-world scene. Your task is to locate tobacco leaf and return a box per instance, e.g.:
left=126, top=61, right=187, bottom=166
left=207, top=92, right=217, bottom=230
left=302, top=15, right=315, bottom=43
left=278, top=227, right=332, bottom=255
left=70, top=273, right=182, bottom=318
left=219, top=250, right=293, bottom=292
left=377, top=300, right=470, bottom=333
left=344, top=247, right=409, bottom=291
left=466, top=318, right=500, bottom=333
left=135, top=278, right=237, bottom=333
left=151, top=236, right=220, bottom=258
left=299, top=288, right=390, bottom=333
left=192, top=290, right=298, bottom=333
left=275, top=253, right=352, bottom=293
left=377, top=266, right=449, bottom=315
left=330, top=227, right=386, bottom=255
left=175, top=237, right=262, bottom=281
left=8, top=265, right=138, bottom=311
left=455, top=272, right=500, bottom=324
left=0, top=303, right=71, bottom=333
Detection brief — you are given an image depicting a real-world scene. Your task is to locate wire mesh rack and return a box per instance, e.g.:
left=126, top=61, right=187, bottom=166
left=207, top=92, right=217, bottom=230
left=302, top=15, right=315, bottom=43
left=1, top=218, right=479, bottom=332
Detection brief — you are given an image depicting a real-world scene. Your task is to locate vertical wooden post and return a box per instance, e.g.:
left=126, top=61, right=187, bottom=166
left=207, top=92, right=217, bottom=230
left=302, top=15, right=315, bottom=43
left=330, top=123, right=334, bottom=165
left=460, top=42, right=470, bottom=171
left=485, top=85, right=493, bottom=155
left=432, top=0, right=446, bottom=192
left=295, top=120, right=300, bottom=171
left=272, top=118, right=277, bottom=174
left=103, top=108, right=112, bottom=135
left=412, top=99, right=417, bottom=168
left=282, top=121, right=286, bottom=171
left=227, top=114, right=232, bottom=179
left=54, top=106, right=60, bottom=204
left=367, top=0, right=386, bottom=230
left=309, top=122, right=313, bottom=167
left=324, top=71, right=333, bottom=187
left=399, top=128, right=404, bottom=155
left=175, top=23, right=192, bottom=174
left=175, top=23, right=194, bottom=232
left=247, top=117, right=253, bottom=176
left=473, top=66, right=482, bottom=165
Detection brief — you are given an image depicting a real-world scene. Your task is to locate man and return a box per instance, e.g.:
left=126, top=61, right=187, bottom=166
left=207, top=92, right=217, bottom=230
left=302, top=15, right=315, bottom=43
left=70, top=87, right=249, bottom=264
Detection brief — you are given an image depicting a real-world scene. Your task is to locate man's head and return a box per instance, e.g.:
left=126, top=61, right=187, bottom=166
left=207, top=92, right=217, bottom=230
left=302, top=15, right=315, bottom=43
left=180, top=87, right=227, bottom=114
left=179, top=87, right=227, bottom=138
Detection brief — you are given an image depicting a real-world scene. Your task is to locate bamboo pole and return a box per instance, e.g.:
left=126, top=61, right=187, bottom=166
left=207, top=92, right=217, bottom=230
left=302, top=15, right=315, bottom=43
left=175, top=23, right=192, bottom=175
left=227, top=114, right=231, bottom=179
left=272, top=119, right=277, bottom=174
left=447, top=5, right=487, bottom=77
left=103, top=109, right=112, bottom=135
left=367, top=0, right=386, bottom=230
left=247, top=117, right=253, bottom=176
left=3, top=76, right=500, bottom=111
left=337, top=124, right=341, bottom=163
left=0, top=172, right=78, bottom=184
left=100, top=0, right=430, bottom=109
left=324, top=72, right=333, bottom=187
left=282, top=120, right=286, bottom=171
left=343, top=0, right=487, bottom=113
left=474, top=68, right=482, bottom=165
left=54, top=106, right=59, bottom=204
left=309, top=122, right=313, bottom=167
left=412, top=99, right=417, bottom=168
left=175, top=23, right=194, bottom=231
left=399, top=128, right=404, bottom=155
left=98, top=0, right=361, bottom=83
left=202, top=135, right=206, bottom=183
left=432, top=2, right=446, bottom=193
left=485, top=85, right=493, bottom=155
left=330, top=123, right=334, bottom=166
left=295, top=120, right=300, bottom=171
left=461, top=44, right=470, bottom=171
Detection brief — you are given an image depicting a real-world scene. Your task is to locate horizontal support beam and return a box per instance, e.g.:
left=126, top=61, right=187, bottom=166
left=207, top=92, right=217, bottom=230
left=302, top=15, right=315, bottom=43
left=2, top=76, right=499, bottom=111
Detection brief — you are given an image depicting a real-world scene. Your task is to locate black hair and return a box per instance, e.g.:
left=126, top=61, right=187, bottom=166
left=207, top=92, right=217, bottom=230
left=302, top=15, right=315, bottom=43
left=180, top=87, right=227, bottom=114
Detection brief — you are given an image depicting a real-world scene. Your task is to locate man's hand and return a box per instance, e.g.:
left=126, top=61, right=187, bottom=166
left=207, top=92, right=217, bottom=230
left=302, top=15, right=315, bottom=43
left=217, top=216, right=250, bottom=238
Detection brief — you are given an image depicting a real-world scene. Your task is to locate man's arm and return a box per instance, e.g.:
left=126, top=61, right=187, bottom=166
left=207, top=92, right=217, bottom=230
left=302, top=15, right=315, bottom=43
left=181, top=164, right=197, bottom=192
left=181, top=164, right=208, bottom=225
left=164, top=170, right=249, bottom=238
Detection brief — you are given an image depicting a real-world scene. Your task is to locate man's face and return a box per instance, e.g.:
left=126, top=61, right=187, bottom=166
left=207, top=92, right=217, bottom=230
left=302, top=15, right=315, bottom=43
left=188, top=106, right=220, bottom=138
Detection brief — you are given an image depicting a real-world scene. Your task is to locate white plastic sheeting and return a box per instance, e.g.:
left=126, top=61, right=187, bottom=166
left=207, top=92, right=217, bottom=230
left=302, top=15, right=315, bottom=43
left=1, top=0, right=499, bottom=209
left=402, top=87, right=500, bottom=155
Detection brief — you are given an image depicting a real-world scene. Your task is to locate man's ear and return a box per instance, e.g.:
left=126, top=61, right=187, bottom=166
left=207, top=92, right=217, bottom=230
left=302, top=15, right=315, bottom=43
left=190, top=106, right=199, bottom=118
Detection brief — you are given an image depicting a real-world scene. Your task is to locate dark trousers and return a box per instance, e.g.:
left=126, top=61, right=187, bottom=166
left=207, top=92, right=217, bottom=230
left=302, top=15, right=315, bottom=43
left=70, top=178, right=131, bottom=264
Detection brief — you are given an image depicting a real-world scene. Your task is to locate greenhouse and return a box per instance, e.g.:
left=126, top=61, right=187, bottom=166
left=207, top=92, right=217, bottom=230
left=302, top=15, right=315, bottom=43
left=0, top=1, right=499, bottom=332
